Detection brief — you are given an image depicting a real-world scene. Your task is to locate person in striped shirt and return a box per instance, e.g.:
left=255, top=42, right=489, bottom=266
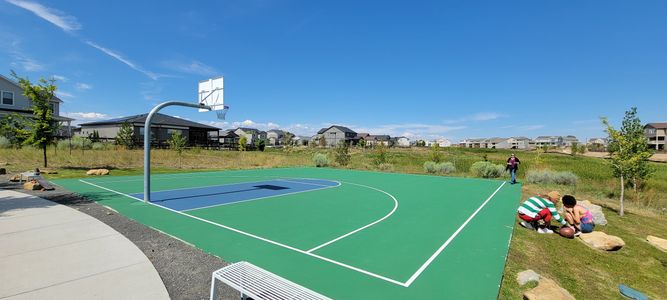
left=517, top=191, right=571, bottom=234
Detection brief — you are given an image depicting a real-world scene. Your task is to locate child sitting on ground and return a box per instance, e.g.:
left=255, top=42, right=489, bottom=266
left=562, top=195, right=595, bottom=235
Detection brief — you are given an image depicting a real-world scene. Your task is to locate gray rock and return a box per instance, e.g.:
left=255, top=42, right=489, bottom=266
left=517, top=269, right=541, bottom=285
left=578, top=200, right=607, bottom=226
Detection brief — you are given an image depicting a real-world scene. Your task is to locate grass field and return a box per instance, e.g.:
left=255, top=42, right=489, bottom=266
left=1, top=146, right=666, bottom=298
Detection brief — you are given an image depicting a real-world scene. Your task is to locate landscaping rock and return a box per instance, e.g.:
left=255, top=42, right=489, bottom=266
left=523, top=278, right=575, bottom=300
left=647, top=235, right=667, bottom=252
left=40, top=168, right=58, bottom=174
left=9, top=174, right=21, bottom=182
left=86, top=169, right=110, bottom=176
left=578, top=200, right=607, bottom=226
left=0, top=168, right=6, bottom=175
left=517, top=269, right=541, bottom=286
left=23, top=180, right=43, bottom=190
left=579, top=231, right=625, bottom=251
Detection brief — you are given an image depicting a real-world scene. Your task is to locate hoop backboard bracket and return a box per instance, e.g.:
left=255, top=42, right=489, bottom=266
left=199, top=76, right=224, bottom=112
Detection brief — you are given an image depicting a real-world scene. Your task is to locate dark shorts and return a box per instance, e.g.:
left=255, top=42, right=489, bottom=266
left=580, top=222, right=595, bottom=233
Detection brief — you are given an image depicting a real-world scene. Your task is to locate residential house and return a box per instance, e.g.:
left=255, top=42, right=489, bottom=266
left=486, top=137, right=511, bottom=149
left=234, top=127, right=266, bottom=145
left=0, top=74, right=73, bottom=137
left=394, top=136, right=410, bottom=147
left=366, top=135, right=391, bottom=147
left=562, top=135, right=580, bottom=147
left=78, top=113, right=219, bottom=148
left=266, top=129, right=287, bottom=146
left=645, top=123, right=667, bottom=151
left=435, top=138, right=452, bottom=147
left=587, top=137, right=608, bottom=152
left=460, top=138, right=488, bottom=148
left=219, top=130, right=239, bottom=150
left=292, top=136, right=310, bottom=146
left=508, top=137, right=532, bottom=149
left=314, top=125, right=358, bottom=147
left=532, top=136, right=563, bottom=148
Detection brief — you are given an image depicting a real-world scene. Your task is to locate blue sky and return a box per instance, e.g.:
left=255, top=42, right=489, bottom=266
left=1, top=0, right=665, bottom=141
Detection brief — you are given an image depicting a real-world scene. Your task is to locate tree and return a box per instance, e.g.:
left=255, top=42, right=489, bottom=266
left=238, top=136, right=247, bottom=151
left=318, top=135, right=326, bottom=147
left=255, top=139, right=266, bottom=151
left=282, top=132, right=294, bottom=147
left=88, top=130, right=100, bottom=143
left=13, top=72, right=59, bottom=167
left=430, top=143, right=442, bottom=163
left=334, top=141, right=351, bottom=166
left=373, top=141, right=388, bottom=165
left=570, top=142, right=579, bottom=156
left=0, top=113, right=29, bottom=147
left=115, top=122, right=134, bottom=149
left=602, top=107, right=653, bottom=216
left=167, top=131, right=187, bottom=168
left=358, top=139, right=367, bottom=148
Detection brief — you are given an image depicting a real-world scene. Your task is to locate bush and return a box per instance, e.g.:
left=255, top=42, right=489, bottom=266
left=334, top=141, right=351, bottom=166
left=424, top=161, right=457, bottom=174
left=92, top=142, right=106, bottom=150
left=377, top=163, right=394, bottom=172
left=56, top=139, right=69, bottom=150
left=313, top=153, right=329, bottom=167
left=71, top=136, right=92, bottom=150
left=470, top=161, right=505, bottom=178
left=526, top=170, right=578, bottom=186
left=0, top=136, right=11, bottom=148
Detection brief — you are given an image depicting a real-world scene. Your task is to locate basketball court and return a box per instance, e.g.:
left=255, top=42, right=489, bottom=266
left=54, top=167, right=521, bottom=299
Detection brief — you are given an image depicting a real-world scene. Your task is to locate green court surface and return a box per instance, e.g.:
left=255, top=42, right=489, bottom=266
left=54, top=167, right=521, bottom=299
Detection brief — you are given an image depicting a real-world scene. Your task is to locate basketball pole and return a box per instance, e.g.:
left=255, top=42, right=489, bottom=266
left=143, top=101, right=211, bottom=203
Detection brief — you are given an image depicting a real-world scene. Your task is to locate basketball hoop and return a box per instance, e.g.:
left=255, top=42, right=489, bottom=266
left=215, top=105, right=230, bottom=120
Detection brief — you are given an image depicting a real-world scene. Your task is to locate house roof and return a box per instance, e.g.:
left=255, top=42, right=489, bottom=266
left=267, top=129, right=285, bottom=135
left=368, top=135, right=391, bottom=141
left=219, top=130, right=239, bottom=138
left=646, top=122, right=667, bottom=129
left=79, top=113, right=219, bottom=130
left=488, top=137, right=509, bottom=143
left=511, top=136, right=531, bottom=141
left=0, top=74, right=63, bottom=103
left=236, top=127, right=260, bottom=134
left=317, top=125, right=356, bottom=134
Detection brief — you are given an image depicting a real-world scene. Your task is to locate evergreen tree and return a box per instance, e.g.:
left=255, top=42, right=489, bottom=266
left=115, top=122, right=135, bottom=149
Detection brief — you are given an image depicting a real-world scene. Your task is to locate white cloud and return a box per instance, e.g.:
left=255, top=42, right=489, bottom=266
left=10, top=56, right=44, bottom=71
left=353, top=123, right=466, bottom=140
left=52, top=75, right=67, bottom=82
left=55, top=90, right=74, bottom=99
left=62, top=112, right=109, bottom=120
left=85, top=41, right=160, bottom=80
left=444, top=112, right=504, bottom=124
left=75, top=82, right=92, bottom=90
left=6, top=0, right=81, bottom=32
left=162, top=60, right=219, bottom=76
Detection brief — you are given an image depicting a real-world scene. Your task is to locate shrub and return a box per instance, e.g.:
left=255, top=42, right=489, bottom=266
left=71, top=136, right=92, bottom=150
left=423, top=161, right=437, bottom=173
left=313, top=153, right=329, bottom=167
left=92, top=142, right=105, bottom=150
left=373, top=142, right=388, bottom=165
left=377, top=163, right=394, bottom=172
left=0, top=136, right=11, bottom=148
left=470, top=161, right=505, bottom=178
left=334, top=141, right=351, bottom=166
left=526, top=170, right=578, bottom=186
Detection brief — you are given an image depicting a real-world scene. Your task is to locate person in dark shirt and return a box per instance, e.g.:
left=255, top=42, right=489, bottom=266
left=506, top=153, right=520, bottom=184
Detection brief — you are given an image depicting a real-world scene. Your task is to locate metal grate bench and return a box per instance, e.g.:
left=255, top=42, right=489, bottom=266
left=210, top=261, right=331, bottom=300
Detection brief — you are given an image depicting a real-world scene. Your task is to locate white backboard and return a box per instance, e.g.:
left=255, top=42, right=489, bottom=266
left=198, top=76, right=224, bottom=112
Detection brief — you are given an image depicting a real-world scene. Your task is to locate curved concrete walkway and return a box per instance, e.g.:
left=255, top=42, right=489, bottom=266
left=0, top=190, right=169, bottom=299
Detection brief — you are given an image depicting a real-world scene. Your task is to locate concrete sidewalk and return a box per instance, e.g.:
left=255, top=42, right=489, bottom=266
left=0, top=190, right=170, bottom=299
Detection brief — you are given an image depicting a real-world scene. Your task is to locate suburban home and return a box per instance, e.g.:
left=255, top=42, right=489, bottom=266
left=394, top=136, right=410, bottom=147
left=562, top=135, right=580, bottom=147
left=645, top=123, right=667, bottom=151
left=266, top=129, right=290, bottom=146
left=234, top=127, right=266, bottom=145
left=508, top=137, right=532, bottom=149
left=314, top=125, right=358, bottom=147
left=0, top=74, right=73, bottom=137
left=486, top=137, right=511, bottom=149
left=435, top=138, right=452, bottom=147
left=460, top=138, right=488, bottom=148
left=366, top=135, right=391, bottom=147
left=291, top=136, right=310, bottom=146
left=532, top=136, right=563, bottom=148
left=78, top=113, right=219, bottom=148
left=218, top=129, right=240, bottom=150
left=587, top=137, right=608, bottom=151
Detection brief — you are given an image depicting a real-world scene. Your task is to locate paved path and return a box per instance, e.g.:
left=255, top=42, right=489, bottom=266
left=0, top=190, right=170, bottom=300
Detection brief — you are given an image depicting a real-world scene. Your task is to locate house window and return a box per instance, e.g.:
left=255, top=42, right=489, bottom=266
left=49, top=103, right=55, bottom=112
left=2, top=91, right=13, bottom=105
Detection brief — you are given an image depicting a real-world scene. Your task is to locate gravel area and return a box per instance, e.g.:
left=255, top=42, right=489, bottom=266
left=1, top=175, right=239, bottom=300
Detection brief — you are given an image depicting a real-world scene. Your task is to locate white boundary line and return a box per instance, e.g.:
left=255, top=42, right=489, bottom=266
left=402, top=181, right=506, bottom=286
left=274, top=178, right=336, bottom=188
left=306, top=181, right=399, bottom=253
left=180, top=181, right=341, bottom=212
left=77, top=178, right=506, bottom=288
left=77, top=179, right=406, bottom=287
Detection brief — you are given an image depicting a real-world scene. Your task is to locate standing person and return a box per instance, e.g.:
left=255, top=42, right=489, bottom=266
left=517, top=191, right=571, bottom=234
left=506, top=153, right=520, bottom=184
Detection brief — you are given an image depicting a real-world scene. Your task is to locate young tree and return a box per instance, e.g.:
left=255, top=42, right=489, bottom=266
left=334, top=141, right=351, bottom=166
left=115, top=122, right=134, bottom=149
left=282, top=132, right=294, bottom=147
left=167, top=131, right=187, bottom=168
left=88, top=130, right=101, bottom=143
left=570, top=142, right=579, bottom=156
left=373, top=141, right=388, bottom=165
left=430, top=143, right=442, bottom=163
left=358, top=139, right=367, bottom=148
left=13, top=72, right=59, bottom=167
left=238, top=136, right=247, bottom=151
left=256, top=139, right=266, bottom=151
left=602, top=107, right=653, bottom=216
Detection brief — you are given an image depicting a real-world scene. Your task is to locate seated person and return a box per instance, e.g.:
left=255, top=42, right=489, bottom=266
left=517, top=191, right=570, bottom=234
left=562, top=195, right=595, bottom=235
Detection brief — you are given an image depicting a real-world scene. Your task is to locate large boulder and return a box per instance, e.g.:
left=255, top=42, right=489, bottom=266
left=517, top=269, right=540, bottom=286
left=23, top=180, right=43, bottom=190
left=647, top=235, right=667, bottom=252
left=86, top=169, right=110, bottom=176
left=578, top=200, right=607, bottom=226
left=523, top=278, right=575, bottom=300
left=579, top=231, right=625, bottom=251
